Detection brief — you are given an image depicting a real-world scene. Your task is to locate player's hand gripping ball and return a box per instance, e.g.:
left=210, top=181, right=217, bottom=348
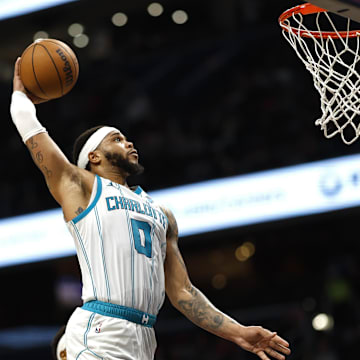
left=19, top=38, right=79, bottom=100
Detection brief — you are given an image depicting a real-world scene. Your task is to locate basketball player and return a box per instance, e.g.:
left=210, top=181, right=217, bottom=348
left=10, top=58, right=291, bottom=360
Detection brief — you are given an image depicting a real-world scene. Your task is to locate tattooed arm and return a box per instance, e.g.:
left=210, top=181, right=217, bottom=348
left=26, top=133, right=72, bottom=193
left=12, top=58, right=93, bottom=219
left=162, top=206, right=291, bottom=360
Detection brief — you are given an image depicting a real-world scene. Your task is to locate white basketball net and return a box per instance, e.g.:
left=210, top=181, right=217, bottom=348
left=281, top=10, right=360, bottom=144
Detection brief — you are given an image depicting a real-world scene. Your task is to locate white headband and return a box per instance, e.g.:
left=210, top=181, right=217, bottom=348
left=56, top=334, right=66, bottom=360
left=77, top=126, right=118, bottom=169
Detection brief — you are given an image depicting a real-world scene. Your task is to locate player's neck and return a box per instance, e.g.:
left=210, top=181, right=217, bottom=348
left=95, top=168, right=130, bottom=188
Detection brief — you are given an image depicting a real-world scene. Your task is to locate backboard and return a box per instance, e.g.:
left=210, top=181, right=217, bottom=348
left=308, top=0, right=360, bottom=22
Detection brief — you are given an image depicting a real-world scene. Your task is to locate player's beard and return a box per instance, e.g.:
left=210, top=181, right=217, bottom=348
left=104, top=151, right=144, bottom=176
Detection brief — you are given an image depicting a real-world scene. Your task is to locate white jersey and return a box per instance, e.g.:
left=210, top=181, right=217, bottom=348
left=66, top=175, right=168, bottom=316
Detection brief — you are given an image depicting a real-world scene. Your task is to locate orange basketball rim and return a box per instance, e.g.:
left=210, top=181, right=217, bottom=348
left=279, top=2, right=360, bottom=39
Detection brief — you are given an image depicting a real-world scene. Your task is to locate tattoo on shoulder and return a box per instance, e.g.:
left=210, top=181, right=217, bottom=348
left=75, top=207, right=84, bottom=215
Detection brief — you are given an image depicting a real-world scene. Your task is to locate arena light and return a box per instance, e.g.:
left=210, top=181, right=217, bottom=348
left=111, top=12, right=128, bottom=27
left=73, top=33, right=89, bottom=48
left=172, top=10, right=188, bottom=24
left=212, top=274, right=227, bottom=290
left=33, top=31, right=49, bottom=41
left=68, top=23, right=84, bottom=37
left=147, top=3, right=164, bottom=17
left=312, top=313, right=334, bottom=331
left=0, top=0, right=77, bottom=21
left=235, top=242, right=255, bottom=262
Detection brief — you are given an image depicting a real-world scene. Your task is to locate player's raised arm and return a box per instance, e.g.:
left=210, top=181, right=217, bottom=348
left=162, top=206, right=291, bottom=360
left=10, top=58, right=92, bottom=209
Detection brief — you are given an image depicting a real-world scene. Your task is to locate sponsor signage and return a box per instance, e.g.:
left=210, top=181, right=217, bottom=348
left=1, top=154, right=360, bottom=267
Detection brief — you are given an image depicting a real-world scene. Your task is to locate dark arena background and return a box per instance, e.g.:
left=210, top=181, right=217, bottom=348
left=0, top=1, right=360, bottom=359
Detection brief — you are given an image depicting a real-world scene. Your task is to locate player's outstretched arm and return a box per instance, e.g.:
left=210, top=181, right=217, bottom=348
left=10, top=58, right=92, bottom=209
left=162, top=206, right=291, bottom=360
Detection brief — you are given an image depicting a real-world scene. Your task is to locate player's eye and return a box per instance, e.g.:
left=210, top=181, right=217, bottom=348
left=114, top=137, right=121, bottom=142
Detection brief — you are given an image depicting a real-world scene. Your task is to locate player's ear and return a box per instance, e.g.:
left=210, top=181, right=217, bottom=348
left=88, top=150, right=101, bottom=167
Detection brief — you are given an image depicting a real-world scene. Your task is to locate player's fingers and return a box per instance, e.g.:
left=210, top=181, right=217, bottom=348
left=272, top=334, right=290, bottom=348
left=263, top=331, right=277, bottom=343
left=256, top=350, right=270, bottom=360
left=265, top=347, right=286, bottom=360
left=269, top=341, right=291, bottom=355
left=14, top=57, right=21, bottom=77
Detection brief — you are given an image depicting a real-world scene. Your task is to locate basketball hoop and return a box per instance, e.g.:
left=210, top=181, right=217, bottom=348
left=279, top=2, right=360, bottom=144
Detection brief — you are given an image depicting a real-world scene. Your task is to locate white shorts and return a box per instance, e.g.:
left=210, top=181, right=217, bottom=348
left=66, top=307, right=157, bottom=360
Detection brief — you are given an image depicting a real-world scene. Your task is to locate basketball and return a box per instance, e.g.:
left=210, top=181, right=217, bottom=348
left=19, top=38, right=79, bottom=100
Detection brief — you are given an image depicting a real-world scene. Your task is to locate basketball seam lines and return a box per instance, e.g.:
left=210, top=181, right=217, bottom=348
left=45, top=39, right=78, bottom=82
left=37, top=43, right=64, bottom=96
left=31, top=44, right=49, bottom=98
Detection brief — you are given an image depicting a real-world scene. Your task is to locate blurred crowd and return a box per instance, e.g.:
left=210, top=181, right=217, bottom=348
left=0, top=0, right=359, bottom=218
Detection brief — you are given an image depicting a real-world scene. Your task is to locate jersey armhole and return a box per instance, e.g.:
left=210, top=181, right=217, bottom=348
left=70, top=175, right=103, bottom=224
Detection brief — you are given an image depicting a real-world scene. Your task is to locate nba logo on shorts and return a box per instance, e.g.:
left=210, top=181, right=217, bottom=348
left=95, top=322, right=102, bottom=333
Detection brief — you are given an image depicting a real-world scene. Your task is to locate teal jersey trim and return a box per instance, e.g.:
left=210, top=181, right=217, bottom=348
left=84, top=312, right=95, bottom=346
left=134, top=186, right=143, bottom=195
left=72, top=175, right=102, bottom=224
left=82, top=300, right=156, bottom=328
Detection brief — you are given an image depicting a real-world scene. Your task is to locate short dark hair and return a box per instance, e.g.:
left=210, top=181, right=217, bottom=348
left=72, top=125, right=105, bottom=170
left=51, top=325, right=66, bottom=360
